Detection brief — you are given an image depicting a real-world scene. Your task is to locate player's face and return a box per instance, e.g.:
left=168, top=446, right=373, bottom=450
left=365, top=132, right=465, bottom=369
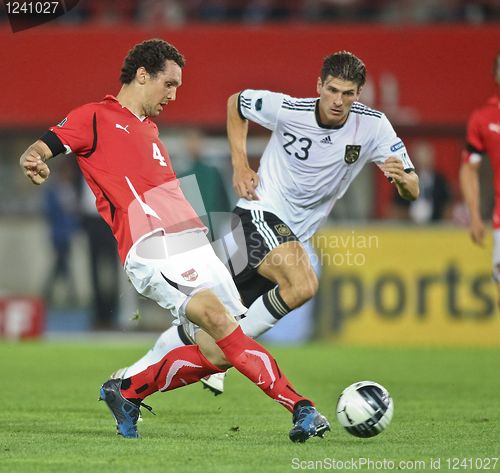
left=316, top=76, right=361, bottom=127
left=143, top=60, right=182, bottom=117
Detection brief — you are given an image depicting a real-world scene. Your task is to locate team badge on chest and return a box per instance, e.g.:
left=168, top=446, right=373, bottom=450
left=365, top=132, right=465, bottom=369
left=181, top=269, right=198, bottom=281
left=344, top=145, right=361, bottom=164
left=274, top=224, right=291, bottom=237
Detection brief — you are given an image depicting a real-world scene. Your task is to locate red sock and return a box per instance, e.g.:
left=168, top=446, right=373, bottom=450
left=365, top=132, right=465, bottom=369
left=216, top=326, right=312, bottom=412
left=120, top=344, right=223, bottom=400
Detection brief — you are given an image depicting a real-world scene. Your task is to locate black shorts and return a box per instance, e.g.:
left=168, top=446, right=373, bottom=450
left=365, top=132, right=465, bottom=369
left=232, top=206, right=298, bottom=306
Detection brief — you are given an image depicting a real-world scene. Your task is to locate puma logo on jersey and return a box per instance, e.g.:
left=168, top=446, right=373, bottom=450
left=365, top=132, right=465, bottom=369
left=320, top=135, right=333, bottom=144
left=488, top=122, right=500, bottom=134
left=115, top=123, right=130, bottom=134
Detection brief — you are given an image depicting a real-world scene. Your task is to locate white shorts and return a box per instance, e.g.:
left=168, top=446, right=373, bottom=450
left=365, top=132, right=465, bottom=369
left=125, top=230, right=247, bottom=325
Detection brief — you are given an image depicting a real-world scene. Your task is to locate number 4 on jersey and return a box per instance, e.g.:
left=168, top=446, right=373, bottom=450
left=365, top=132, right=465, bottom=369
left=152, top=143, right=167, bottom=167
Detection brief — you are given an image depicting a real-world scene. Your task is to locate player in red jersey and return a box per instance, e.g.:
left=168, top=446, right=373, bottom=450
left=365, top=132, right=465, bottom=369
left=19, top=39, right=330, bottom=442
left=460, top=52, right=500, bottom=305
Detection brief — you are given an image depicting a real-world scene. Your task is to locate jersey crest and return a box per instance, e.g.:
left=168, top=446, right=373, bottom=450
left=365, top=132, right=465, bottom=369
left=344, top=145, right=361, bottom=164
left=274, top=223, right=291, bottom=236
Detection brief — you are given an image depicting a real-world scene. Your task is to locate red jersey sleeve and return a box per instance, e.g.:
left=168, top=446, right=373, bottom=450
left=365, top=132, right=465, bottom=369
left=48, top=103, right=96, bottom=156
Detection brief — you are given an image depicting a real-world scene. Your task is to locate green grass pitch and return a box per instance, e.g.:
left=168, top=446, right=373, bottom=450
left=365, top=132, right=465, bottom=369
left=0, top=341, right=499, bottom=472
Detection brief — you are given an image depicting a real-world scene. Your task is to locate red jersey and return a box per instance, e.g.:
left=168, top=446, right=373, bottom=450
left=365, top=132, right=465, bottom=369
left=45, top=95, right=205, bottom=263
left=463, top=94, right=500, bottom=228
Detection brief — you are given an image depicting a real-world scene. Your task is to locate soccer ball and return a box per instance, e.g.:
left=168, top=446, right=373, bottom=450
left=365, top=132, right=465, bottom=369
left=336, top=381, right=394, bottom=438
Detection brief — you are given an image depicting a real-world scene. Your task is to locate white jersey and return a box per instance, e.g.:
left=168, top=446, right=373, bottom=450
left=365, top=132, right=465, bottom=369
left=236, top=89, right=413, bottom=242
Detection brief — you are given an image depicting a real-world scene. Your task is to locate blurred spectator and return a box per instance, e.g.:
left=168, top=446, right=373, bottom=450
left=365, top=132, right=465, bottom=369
left=75, top=0, right=137, bottom=24
left=197, top=0, right=229, bottom=21
left=178, top=129, right=231, bottom=219
left=459, top=0, right=500, bottom=23
left=302, top=0, right=383, bottom=22
left=381, top=0, right=461, bottom=23
left=1, top=0, right=499, bottom=24
left=243, top=0, right=275, bottom=23
left=391, top=141, right=451, bottom=223
left=136, top=0, right=185, bottom=25
left=43, top=160, right=80, bottom=306
left=242, top=0, right=296, bottom=23
left=80, top=180, right=120, bottom=330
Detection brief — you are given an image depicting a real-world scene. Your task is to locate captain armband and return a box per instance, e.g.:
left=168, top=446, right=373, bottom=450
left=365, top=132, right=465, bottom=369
left=40, top=130, right=66, bottom=157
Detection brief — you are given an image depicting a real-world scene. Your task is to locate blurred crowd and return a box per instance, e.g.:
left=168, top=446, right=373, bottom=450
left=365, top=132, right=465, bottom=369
left=1, top=0, right=498, bottom=25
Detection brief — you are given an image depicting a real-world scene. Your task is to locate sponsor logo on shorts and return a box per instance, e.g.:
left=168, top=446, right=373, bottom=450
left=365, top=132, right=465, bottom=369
left=181, top=269, right=198, bottom=281
left=57, top=117, right=68, bottom=128
left=274, top=223, right=291, bottom=237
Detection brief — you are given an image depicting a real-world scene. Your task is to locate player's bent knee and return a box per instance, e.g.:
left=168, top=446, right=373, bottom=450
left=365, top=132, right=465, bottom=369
left=307, top=271, right=319, bottom=298
left=186, top=289, right=237, bottom=338
left=202, top=307, right=236, bottom=335
left=293, top=285, right=316, bottom=306
left=288, top=270, right=318, bottom=306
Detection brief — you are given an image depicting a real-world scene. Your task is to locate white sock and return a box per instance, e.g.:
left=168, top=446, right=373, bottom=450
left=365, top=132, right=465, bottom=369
left=240, top=294, right=281, bottom=338
left=123, top=325, right=185, bottom=377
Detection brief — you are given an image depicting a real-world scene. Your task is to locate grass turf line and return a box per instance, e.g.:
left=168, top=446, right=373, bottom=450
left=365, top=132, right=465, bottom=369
left=0, top=342, right=499, bottom=472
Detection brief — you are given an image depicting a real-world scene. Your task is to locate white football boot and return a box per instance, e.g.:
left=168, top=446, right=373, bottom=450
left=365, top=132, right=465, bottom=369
left=200, top=372, right=227, bottom=396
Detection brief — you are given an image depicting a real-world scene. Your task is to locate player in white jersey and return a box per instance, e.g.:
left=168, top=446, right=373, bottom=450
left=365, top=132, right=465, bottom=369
left=112, top=51, right=419, bottom=395
left=235, top=92, right=413, bottom=241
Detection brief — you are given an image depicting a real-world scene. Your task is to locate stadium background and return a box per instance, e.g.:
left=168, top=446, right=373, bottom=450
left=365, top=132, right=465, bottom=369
left=1, top=0, right=500, bottom=346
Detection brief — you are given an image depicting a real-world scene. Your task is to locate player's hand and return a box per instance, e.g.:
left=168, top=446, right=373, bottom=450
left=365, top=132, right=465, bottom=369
left=21, top=151, right=50, bottom=185
left=469, top=217, right=486, bottom=247
left=381, top=156, right=405, bottom=184
left=233, top=166, right=259, bottom=200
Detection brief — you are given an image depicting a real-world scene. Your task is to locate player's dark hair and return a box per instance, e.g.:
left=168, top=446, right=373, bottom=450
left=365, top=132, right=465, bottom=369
left=321, top=51, right=366, bottom=89
left=120, top=39, right=185, bottom=84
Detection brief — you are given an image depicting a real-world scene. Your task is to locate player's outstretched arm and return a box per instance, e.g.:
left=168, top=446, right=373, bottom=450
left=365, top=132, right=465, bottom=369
left=19, top=140, right=53, bottom=186
left=382, top=156, right=419, bottom=201
left=459, top=160, right=485, bottom=246
left=227, top=93, right=259, bottom=200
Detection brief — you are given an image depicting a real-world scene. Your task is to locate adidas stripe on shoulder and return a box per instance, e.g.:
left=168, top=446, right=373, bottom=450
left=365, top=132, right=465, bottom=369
left=351, top=102, right=382, bottom=118
left=282, top=97, right=316, bottom=112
